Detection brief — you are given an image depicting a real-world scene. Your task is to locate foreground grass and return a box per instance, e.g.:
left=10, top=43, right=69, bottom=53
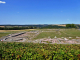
left=0, top=42, right=80, bottom=60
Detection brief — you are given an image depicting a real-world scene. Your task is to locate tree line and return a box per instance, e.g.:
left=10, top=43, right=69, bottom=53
left=0, top=24, right=78, bottom=30
left=41, top=25, right=66, bottom=29
left=66, top=24, right=76, bottom=28
left=0, top=26, right=37, bottom=30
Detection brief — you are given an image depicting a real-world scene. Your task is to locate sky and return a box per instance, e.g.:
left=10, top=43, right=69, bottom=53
left=0, top=0, right=80, bottom=25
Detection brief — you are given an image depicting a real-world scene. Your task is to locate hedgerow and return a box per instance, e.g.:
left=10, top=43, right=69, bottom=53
left=0, top=42, right=80, bottom=60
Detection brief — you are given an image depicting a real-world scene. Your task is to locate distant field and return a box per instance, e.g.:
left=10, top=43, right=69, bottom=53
left=0, top=33, right=10, bottom=38
left=0, top=31, right=20, bottom=38
left=0, top=29, right=80, bottom=40
left=0, top=29, right=36, bottom=38
left=33, top=29, right=80, bottom=40
left=0, top=26, right=5, bottom=27
left=51, top=24, right=66, bottom=26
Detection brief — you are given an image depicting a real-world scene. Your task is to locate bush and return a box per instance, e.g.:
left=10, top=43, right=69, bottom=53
left=0, top=42, right=80, bottom=60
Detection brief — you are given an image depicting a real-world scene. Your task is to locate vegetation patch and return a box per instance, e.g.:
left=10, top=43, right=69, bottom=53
left=0, top=42, right=80, bottom=60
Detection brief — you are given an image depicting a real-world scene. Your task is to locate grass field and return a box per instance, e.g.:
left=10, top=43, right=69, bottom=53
left=0, top=29, right=80, bottom=40
left=0, top=29, right=36, bottom=38
left=33, top=29, right=80, bottom=40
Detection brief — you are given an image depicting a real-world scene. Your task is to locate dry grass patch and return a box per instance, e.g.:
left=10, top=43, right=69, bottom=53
left=0, top=26, right=5, bottom=27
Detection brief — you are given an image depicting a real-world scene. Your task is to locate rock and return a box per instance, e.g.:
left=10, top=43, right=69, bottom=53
left=54, top=36, right=57, bottom=38
left=69, top=37, right=72, bottom=38
left=61, top=37, right=64, bottom=38
left=76, top=36, right=80, bottom=38
left=28, top=41, right=31, bottom=43
left=39, top=40, right=42, bottom=43
left=64, top=38, right=68, bottom=40
left=48, top=36, right=50, bottom=39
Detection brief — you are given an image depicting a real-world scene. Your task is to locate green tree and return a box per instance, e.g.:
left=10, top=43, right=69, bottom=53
left=66, top=24, right=76, bottom=28
left=71, top=24, right=75, bottom=28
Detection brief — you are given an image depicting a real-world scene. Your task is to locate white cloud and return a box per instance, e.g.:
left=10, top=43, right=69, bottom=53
left=0, top=1, right=6, bottom=4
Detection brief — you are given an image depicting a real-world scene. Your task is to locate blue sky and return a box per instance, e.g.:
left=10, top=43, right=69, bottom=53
left=0, top=0, right=80, bottom=25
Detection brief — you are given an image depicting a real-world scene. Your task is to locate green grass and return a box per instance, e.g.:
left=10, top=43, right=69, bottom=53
left=0, top=33, right=10, bottom=38
left=1, top=29, right=80, bottom=40
left=62, top=29, right=80, bottom=36
left=33, top=29, right=80, bottom=40
left=0, top=29, right=35, bottom=38
left=0, top=31, right=20, bottom=38
left=0, top=42, right=80, bottom=60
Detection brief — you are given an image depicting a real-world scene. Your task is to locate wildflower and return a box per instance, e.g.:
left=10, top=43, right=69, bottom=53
left=12, top=54, right=13, bottom=56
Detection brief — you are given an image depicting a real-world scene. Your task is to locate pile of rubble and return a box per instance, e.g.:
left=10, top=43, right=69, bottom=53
left=29, top=36, right=80, bottom=44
